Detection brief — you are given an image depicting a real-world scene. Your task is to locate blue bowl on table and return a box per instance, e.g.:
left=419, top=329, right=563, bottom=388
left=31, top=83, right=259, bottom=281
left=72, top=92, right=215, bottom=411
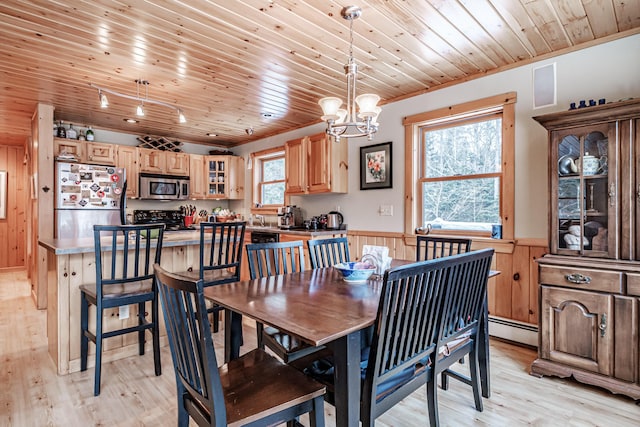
left=334, top=262, right=376, bottom=284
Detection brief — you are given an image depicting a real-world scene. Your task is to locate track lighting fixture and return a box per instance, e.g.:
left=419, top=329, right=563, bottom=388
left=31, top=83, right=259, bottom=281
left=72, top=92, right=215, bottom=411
left=89, top=80, right=186, bottom=123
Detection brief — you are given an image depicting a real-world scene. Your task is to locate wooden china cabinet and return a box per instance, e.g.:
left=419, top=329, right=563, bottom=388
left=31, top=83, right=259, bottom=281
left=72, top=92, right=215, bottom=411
left=532, top=98, right=640, bottom=399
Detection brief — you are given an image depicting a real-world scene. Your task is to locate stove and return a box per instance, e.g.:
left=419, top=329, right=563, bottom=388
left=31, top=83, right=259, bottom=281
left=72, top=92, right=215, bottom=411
left=133, top=209, right=195, bottom=231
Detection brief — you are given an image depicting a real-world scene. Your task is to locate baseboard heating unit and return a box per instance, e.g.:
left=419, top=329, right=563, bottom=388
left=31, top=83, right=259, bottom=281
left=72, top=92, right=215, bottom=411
left=488, top=316, right=538, bottom=347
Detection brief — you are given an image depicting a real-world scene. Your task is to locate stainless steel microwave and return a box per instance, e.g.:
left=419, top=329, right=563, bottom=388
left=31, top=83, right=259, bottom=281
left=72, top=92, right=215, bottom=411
left=139, top=173, right=190, bottom=200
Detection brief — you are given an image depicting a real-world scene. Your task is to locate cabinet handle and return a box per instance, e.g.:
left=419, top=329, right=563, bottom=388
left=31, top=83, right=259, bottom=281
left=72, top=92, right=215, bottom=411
left=565, top=273, right=591, bottom=284
left=599, top=313, right=607, bottom=337
left=608, top=183, right=615, bottom=207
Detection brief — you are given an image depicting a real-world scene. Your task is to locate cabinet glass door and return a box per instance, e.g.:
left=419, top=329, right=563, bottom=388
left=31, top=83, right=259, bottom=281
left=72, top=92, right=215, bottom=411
left=554, top=125, right=614, bottom=257
left=207, top=158, right=226, bottom=197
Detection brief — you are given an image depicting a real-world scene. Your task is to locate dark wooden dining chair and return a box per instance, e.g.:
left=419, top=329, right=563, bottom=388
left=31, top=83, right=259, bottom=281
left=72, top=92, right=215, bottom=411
left=246, top=240, right=321, bottom=363
left=300, top=249, right=493, bottom=426
left=154, top=264, right=326, bottom=427
left=431, top=248, right=494, bottom=425
left=416, top=235, right=472, bottom=261
left=177, top=221, right=246, bottom=333
left=307, top=237, right=350, bottom=268
left=416, top=235, right=491, bottom=398
left=80, top=223, right=164, bottom=396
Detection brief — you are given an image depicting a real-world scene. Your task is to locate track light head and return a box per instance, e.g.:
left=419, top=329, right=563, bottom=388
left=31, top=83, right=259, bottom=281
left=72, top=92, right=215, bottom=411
left=178, top=110, right=186, bottom=123
left=136, top=104, right=144, bottom=117
left=99, top=90, right=109, bottom=108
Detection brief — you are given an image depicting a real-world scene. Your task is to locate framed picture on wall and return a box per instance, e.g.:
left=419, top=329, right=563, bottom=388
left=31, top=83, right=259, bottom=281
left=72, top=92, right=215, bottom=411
left=360, top=141, right=392, bottom=190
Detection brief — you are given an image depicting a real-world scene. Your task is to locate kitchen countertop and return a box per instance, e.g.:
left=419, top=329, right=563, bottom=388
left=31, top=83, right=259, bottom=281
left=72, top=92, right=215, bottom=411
left=39, top=227, right=346, bottom=255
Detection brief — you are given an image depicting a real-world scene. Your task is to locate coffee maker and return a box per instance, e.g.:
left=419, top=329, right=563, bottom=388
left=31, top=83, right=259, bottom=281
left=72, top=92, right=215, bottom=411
left=278, top=205, right=303, bottom=229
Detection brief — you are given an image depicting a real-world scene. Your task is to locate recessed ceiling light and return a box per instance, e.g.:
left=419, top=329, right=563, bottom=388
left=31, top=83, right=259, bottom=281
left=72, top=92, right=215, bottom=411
left=123, top=118, right=139, bottom=124
left=206, top=133, right=218, bottom=137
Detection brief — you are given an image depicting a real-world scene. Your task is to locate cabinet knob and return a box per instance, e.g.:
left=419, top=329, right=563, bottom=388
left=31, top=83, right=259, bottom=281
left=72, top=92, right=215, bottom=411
left=565, top=273, right=591, bottom=284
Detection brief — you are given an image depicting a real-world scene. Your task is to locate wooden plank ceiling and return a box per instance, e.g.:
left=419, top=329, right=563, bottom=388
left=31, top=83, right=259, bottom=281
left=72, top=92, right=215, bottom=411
left=0, top=0, right=639, bottom=148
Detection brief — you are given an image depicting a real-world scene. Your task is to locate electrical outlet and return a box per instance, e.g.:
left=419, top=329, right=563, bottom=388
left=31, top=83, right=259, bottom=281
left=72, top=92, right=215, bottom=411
left=119, top=306, right=130, bottom=320
left=379, top=205, right=393, bottom=216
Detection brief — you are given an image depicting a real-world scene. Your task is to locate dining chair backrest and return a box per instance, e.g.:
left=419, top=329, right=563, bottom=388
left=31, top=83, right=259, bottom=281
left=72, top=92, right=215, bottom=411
left=307, top=237, right=350, bottom=268
left=416, top=235, right=472, bottom=261
left=199, top=221, right=246, bottom=284
left=154, top=265, right=225, bottom=425
left=430, top=248, right=494, bottom=426
left=245, top=240, right=305, bottom=279
left=94, top=224, right=165, bottom=295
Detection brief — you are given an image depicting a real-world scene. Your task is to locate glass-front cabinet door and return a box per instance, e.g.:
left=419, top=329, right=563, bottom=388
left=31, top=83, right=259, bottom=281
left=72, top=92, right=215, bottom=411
left=551, top=123, right=617, bottom=258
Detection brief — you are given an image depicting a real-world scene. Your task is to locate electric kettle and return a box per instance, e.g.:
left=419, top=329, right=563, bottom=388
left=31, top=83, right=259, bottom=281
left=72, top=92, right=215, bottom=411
left=327, top=211, right=344, bottom=229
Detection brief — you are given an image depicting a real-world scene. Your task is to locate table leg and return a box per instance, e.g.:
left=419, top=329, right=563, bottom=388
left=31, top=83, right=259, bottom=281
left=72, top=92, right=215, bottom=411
left=478, top=300, right=491, bottom=398
left=327, top=332, right=361, bottom=427
left=224, top=310, right=243, bottom=363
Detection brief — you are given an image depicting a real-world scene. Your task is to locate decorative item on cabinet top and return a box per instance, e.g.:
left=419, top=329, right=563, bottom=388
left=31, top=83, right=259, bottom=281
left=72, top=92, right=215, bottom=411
left=136, top=135, right=183, bottom=152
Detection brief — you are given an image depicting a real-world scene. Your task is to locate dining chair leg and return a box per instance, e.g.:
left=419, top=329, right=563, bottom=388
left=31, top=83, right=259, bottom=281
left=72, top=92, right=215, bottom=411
left=469, top=345, right=483, bottom=412
left=309, top=396, right=325, bottom=427
left=152, top=296, right=161, bottom=376
left=80, top=294, right=89, bottom=371
left=176, top=382, right=190, bottom=427
left=138, top=302, right=146, bottom=355
left=426, top=375, right=439, bottom=427
left=478, top=304, right=491, bottom=398
left=94, top=307, right=103, bottom=396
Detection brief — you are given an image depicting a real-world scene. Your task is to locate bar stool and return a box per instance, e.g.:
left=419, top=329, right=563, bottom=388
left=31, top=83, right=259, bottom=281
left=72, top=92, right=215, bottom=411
left=80, top=224, right=165, bottom=396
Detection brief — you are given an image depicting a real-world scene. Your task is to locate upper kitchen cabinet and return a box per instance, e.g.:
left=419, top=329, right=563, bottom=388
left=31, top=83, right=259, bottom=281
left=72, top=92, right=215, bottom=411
left=189, top=154, right=206, bottom=199
left=138, top=148, right=189, bottom=175
left=116, top=146, right=139, bottom=198
left=85, top=141, right=117, bottom=165
left=54, top=138, right=116, bottom=166
left=138, top=147, right=166, bottom=173
left=166, top=152, right=190, bottom=175
left=285, top=132, right=348, bottom=195
left=54, top=138, right=84, bottom=161
left=204, top=155, right=244, bottom=200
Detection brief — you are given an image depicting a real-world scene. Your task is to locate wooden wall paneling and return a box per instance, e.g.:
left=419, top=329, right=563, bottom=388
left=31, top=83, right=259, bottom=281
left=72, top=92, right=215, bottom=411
left=67, top=254, right=86, bottom=363
left=490, top=252, right=514, bottom=318
left=529, top=246, right=548, bottom=324
left=511, top=245, right=532, bottom=322
left=0, top=145, right=28, bottom=268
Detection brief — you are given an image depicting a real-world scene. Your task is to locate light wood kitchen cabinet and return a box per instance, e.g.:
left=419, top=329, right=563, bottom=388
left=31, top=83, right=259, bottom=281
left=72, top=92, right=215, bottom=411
left=532, top=99, right=640, bottom=399
left=85, top=141, right=117, bottom=165
left=138, top=147, right=167, bottom=173
left=54, top=137, right=84, bottom=160
left=285, top=132, right=347, bottom=195
left=165, top=152, right=190, bottom=175
left=204, top=155, right=244, bottom=200
left=116, top=146, right=139, bottom=198
left=189, top=154, right=206, bottom=199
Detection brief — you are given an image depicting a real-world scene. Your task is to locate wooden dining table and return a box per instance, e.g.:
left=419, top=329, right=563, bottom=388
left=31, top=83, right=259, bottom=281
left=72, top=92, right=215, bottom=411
left=203, top=264, right=498, bottom=427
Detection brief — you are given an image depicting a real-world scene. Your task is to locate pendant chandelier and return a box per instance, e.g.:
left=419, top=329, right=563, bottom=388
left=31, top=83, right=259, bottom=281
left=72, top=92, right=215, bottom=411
left=318, top=6, right=381, bottom=142
left=89, top=80, right=186, bottom=123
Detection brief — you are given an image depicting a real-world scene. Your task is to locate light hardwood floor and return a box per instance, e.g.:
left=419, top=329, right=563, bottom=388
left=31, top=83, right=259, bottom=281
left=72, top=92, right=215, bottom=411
left=1, top=270, right=638, bottom=426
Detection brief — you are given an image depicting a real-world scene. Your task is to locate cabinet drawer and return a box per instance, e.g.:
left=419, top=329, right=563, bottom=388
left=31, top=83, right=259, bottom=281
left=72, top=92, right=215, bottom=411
left=627, top=273, right=640, bottom=297
left=539, top=265, right=623, bottom=293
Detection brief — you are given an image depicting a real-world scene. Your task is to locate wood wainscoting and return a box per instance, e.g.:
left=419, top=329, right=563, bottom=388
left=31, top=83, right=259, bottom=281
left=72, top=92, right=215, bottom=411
left=0, top=145, right=28, bottom=269
left=347, top=231, right=548, bottom=345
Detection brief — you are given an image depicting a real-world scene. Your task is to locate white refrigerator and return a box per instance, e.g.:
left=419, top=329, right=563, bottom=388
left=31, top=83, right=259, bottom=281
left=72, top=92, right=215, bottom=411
left=55, top=161, right=126, bottom=239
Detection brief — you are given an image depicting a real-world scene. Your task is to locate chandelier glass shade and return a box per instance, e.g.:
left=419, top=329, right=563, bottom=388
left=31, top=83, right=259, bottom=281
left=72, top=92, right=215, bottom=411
left=318, top=6, right=380, bottom=142
left=90, top=80, right=186, bottom=123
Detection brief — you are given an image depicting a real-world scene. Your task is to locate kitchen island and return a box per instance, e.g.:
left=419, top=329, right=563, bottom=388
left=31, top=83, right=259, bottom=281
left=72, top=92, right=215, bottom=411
left=38, top=227, right=346, bottom=375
